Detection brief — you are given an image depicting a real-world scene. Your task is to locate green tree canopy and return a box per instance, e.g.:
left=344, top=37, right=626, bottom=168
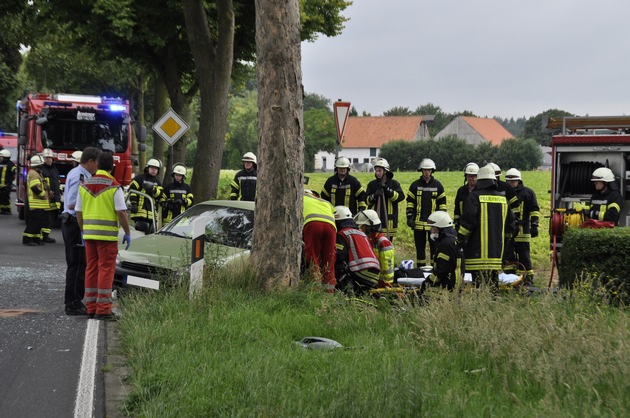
left=524, top=108, right=574, bottom=146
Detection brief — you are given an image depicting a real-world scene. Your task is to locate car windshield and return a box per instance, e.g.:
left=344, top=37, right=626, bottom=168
left=159, top=204, right=254, bottom=249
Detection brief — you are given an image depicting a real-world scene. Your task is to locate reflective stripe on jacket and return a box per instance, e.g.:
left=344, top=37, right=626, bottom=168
left=303, top=194, right=336, bottom=229
left=80, top=170, right=120, bottom=241
left=338, top=228, right=380, bottom=273
left=27, top=169, right=49, bottom=210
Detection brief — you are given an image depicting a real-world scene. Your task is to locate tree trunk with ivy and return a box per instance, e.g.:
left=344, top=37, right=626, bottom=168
left=252, top=0, right=304, bottom=290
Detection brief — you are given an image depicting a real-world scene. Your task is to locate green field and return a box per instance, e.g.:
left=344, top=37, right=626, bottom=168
left=303, top=170, right=553, bottom=284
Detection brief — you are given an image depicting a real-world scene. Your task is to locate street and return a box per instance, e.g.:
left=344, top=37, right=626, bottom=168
left=0, top=202, right=109, bottom=418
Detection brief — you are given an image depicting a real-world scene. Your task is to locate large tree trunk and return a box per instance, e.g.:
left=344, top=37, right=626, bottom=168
left=183, top=0, right=234, bottom=201
left=252, top=0, right=304, bottom=289
left=151, top=76, right=170, bottom=182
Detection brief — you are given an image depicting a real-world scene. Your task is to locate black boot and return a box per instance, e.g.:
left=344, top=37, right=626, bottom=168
left=42, top=233, right=56, bottom=244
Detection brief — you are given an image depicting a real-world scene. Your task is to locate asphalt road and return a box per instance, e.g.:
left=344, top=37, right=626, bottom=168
left=0, top=203, right=109, bottom=417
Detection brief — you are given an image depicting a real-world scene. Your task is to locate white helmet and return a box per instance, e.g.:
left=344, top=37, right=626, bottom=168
left=172, top=164, right=187, bottom=177
left=464, top=162, right=479, bottom=176
left=354, top=209, right=381, bottom=227
left=427, top=211, right=453, bottom=229
left=0, top=149, right=10, bottom=158
left=591, top=167, right=615, bottom=183
left=30, top=155, right=45, bottom=167
left=71, top=150, right=82, bottom=163
left=41, top=148, right=54, bottom=158
left=505, top=168, right=521, bottom=181
left=146, top=158, right=162, bottom=169
left=489, top=162, right=501, bottom=177
left=477, top=164, right=496, bottom=181
left=373, top=158, right=390, bottom=171
left=242, top=152, right=257, bottom=165
left=334, top=205, right=353, bottom=221
left=418, top=158, right=436, bottom=171
left=335, top=157, right=350, bottom=169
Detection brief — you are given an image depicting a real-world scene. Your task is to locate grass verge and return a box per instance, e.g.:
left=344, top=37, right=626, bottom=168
left=118, top=268, right=630, bottom=417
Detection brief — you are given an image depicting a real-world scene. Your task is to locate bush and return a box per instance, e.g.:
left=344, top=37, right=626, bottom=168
left=559, top=227, right=630, bottom=305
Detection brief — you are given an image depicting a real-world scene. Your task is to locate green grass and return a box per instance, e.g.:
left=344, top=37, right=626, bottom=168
left=118, top=270, right=630, bottom=417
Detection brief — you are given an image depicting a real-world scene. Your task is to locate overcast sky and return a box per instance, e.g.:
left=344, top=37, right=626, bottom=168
left=301, top=0, right=630, bottom=119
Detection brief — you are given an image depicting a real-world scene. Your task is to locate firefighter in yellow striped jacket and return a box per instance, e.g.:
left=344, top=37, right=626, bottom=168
left=458, top=165, right=516, bottom=288
left=505, top=168, right=540, bottom=286
left=354, top=209, right=395, bottom=285
left=22, top=155, right=50, bottom=246
left=406, top=158, right=447, bottom=267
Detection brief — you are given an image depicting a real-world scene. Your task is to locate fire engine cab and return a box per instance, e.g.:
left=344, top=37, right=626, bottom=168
left=16, top=93, right=145, bottom=219
left=547, top=115, right=630, bottom=261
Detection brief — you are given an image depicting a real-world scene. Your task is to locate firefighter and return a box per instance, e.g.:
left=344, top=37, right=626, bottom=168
left=230, top=152, right=258, bottom=201
left=334, top=205, right=380, bottom=295
left=303, top=189, right=337, bottom=292
left=453, top=162, right=478, bottom=231
left=40, top=148, right=61, bottom=243
left=586, top=167, right=623, bottom=225
left=0, top=149, right=16, bottom=214
left=353, top=209, right=395, bottom=285
left=504, top=168, right=540, bottom=286
left=364, top=158, right=404, bottom=241
left=489, top=162, right=520, bottom=269
left=426, top=211, right=462, bottom=291
left=406, top=158, right=447, bottom=267
left=458, top=164, right=516, bottom=288
left=128, top=158, right=165, bottom=233
left=70, top=150, right=82, bottom=168
left=23, top=155, right=49, bottom=246
left=321, top=157, right=367, bottom=215
left=162, top=163, right=194, bottom=223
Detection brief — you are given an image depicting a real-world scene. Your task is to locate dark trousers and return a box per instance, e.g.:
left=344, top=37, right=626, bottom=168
left=23, top=209, right=45, bottom=243
left=62, top=214, right=86, bottom=308
left=413, top=229, right=437, bottom=266
left=0, top=186, right=10, bottom=212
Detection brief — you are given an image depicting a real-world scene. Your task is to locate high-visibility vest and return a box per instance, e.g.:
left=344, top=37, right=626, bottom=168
left=303, top=194, right=336, bottom=229
left=338, top=228, right=380, bottom=273
left=27, top=169, right=49, bottom=210
left=80, top=170, right=121, bottom=241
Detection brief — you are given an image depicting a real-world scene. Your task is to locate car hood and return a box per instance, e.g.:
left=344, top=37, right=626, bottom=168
left=118, top=234, right=250, bottom=269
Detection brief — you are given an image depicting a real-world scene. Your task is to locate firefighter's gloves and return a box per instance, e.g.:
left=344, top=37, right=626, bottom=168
left=455, top=235, right=466, bottom=252
left=128, top=202, right=138, bottom=213
left=373, top=187, right=384, bottom=199
left=378, top=183, right=394, bottom=198
left=530, top=223, right=539, bottom=238
left=406, top=217, right=415, bottom=229
left=122, top=234, right=131, bottom=250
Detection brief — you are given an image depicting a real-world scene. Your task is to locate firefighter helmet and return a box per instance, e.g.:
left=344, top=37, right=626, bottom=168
left=464, top=162, right=479, bottom=175
left=354, top=209, right=381, bottom=227
left=71, top=150, right=82, bottom=163
left=0, top=149, right=10, bottom=158
left=172, top=164, right=187, bottom=177
left=334, top=205, right=353, bottom=221
left=489, top=162, right=501, bottom=176
left=373, top=158, right=390, bottom=172
left=427, top=211, right=453, bottom=229
left=418, top=158, right=436, bottom=171
left=591, top=167, right=615, bottom=183
left=505, top=168, right=521, bottom=181
left=146, top=158, right=162, bottom=169
left=30, top=155, right=45, bottom=167
left=477, top=164, right=496, bottom=180
left=335, top=157, right=351, bottom=169
left=41, top=148, right=54, bottom=158
left=242, top=152, right=257, bottom=164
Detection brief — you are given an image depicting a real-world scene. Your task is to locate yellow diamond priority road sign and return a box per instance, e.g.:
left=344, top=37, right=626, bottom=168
left=152, top=108, right=190, bottom=146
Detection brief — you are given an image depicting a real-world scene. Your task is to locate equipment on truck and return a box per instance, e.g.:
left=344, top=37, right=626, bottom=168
left=16, top=93, right=146, bottom=219
left=545, top=115, right=630, bottom=285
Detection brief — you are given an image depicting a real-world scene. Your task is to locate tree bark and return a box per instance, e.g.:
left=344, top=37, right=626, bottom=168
left=183, top=0, right=234, bottom=201
left=252, top=0, right=304, bottom=289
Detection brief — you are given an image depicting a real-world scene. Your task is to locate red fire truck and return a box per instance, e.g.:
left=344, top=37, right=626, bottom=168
left=16, top=93, right=145, bottom=219
left=547, top=116, right=630, bottom=268
left=0, top=131, right=18, bottom=164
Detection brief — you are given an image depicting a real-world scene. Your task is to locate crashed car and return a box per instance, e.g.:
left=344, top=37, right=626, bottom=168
left=115, top=200, right=254, bottom=290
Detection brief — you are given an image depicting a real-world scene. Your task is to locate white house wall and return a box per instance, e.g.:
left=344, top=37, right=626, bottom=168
left=314, top=148, right=377, bottom=172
